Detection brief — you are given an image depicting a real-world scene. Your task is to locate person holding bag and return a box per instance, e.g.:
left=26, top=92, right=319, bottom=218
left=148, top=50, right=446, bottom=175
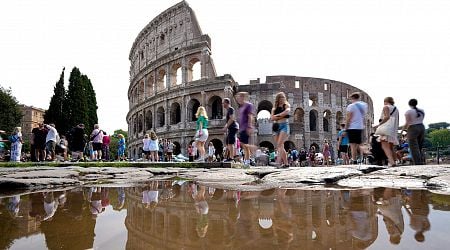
left=194, top=106, right=209, bottom=162
left=374, top=97, right=399, bottom=167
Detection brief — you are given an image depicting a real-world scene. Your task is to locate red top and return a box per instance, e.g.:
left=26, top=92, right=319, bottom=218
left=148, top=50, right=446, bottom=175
left=102, top=135, right=111, bottom=145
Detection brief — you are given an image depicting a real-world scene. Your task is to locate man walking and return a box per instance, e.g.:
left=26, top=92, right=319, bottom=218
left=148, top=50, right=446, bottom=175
left=236, top=92, right=256, bottom=167
left=44, top=123, right=58, bottom=161
left=345, top=92, right=368, bottom=164
left=222, top=98, right=238, bottom=162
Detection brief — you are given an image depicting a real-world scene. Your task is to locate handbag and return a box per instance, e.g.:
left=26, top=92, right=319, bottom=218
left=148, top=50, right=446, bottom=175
left=375, top=107, right=397, bottom=136
left=272, top=123, right=280, bottom=132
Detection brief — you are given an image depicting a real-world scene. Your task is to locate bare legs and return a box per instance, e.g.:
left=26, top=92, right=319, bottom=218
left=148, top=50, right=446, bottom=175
left=381, top=141, right=396, bottom=166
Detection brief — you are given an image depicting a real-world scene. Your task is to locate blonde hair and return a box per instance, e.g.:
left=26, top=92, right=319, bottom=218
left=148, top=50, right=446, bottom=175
left=150, top=131, right=158, bottom=140
left=384, top=97, right=395, bottom=105
left=274, top=92, right=288, bottom=108
left=118, top=134, right=124, bottom=138
left=13, top=127, right=21, bottom=134
left=195, top=106, right=208, bottom=119
left=144, top=134, right=149, bottom=138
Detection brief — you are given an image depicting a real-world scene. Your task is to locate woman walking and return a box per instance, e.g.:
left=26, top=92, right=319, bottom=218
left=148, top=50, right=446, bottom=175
left=149, top=131, right=159, bottom=162
left=374, top=97, right=399, bottom=167
left=195, top=106, right=209, bottom=162
left=270, top=92, right=291, bottom=168
left=10, top=127, right=23, bottom=162
left=403, top=99, right=425, bottom=165
left=322, top=140, right=331, bottom=166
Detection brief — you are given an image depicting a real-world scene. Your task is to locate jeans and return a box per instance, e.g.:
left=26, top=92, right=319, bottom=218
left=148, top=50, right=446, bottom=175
left=407, top=124, right=425, bottom=165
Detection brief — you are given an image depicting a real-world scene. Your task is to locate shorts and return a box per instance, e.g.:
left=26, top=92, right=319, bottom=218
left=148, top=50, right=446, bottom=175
left=239, top=130, right=250, bottom=144
left=226, top=128, right=238, bottom=145
left=347, top=129, right=363, bottom=144
left=338, top=145, right=349, bottom=154
left=273, top=122, right=289, bottom=135
left=34, top=142, right=46, bottom=150
left=46, top=141, right=56, bottom=153
left=195, top=129, right=209, bottom=142
left=93, top=142, right=102, bottom=151
left=143, top=150, right=150, bottom=155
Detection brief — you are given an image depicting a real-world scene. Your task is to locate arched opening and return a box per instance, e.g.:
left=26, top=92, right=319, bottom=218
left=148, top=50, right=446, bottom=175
left=187, top=99, right=201, bottom=122
left=176, top=67, right=182, bottom=85
left=188, top=58, right=201, bottom=82
left=157, top=106, right=165, bottom=127
left=284, top=141, right=296, bottom=151
left=172, top=141, right=181, bottom=155
left=309, top=110, right=318, bottom=131
left=208, top=96, right=222, bottom=120
left=170, top=102, right=181, bottom=125
left=294, top=108, right=305, bottom=125
left=209, top=138, right=223, bottom=160
left=323, top=110, right=332, bottom=132
left=310, top=142, right=320, bottom=151
left=146, top=110, right=153, bottom=131
left=309, top=94, right=317, bottom=107
left=336, top=111, right=344, bottom=131
left=257, top=110, right=271, bottom=120
left=157, top=69, right=167, bottom=91
left=171, top=63, right=182, bottom=86
left=259, top=141, right=275, bottom=152
left=138, top=114, right=144, bottom=133
left=257, top=100, right=273, bottom=114
left=138, top=81, right=144, bottom=102
left=146, top=75, right=154, bottom=97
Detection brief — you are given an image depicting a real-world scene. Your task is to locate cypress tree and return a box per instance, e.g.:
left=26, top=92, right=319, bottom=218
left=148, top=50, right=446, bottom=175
left=82, top=74, right=98, bottom=130
left=44, top=67, right=67, bottom=132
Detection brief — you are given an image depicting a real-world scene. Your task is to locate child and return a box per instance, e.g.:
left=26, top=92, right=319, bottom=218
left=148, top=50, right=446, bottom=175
left=117, top=134, right=126, bottom=161
left=207, top=142, right=215, bottom=162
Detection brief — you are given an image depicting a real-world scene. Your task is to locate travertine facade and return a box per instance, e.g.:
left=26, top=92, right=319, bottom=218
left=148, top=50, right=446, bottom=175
left=19, top=104, right=45, bottom=142
left=127, top=1, right=374, bottom=159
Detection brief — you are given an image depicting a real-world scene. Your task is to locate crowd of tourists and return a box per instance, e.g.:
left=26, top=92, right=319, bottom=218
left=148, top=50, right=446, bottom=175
left=0, top=91, right=426, bottom=167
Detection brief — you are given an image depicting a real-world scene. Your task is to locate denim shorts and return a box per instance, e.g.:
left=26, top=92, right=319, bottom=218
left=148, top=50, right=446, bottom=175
left=274, top=122, right=289, bottom=135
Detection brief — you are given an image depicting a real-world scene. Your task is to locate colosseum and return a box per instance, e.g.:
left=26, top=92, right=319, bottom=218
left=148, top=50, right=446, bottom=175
left=126, top=1, right=374, bottom=160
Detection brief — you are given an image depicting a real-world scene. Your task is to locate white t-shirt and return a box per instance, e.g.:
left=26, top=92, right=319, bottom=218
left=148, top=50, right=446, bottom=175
left=91, top=129, right=103, bottom=143
left=142, top=138, right=151, bottom=151
left=45, top=125, right=58, bottom=143
left=405, top=108, right=425, bottom=125
left=346, top=101, right=368, bottom=129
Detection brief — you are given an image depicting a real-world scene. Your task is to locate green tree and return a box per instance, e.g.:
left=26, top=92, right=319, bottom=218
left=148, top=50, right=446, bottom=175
left=0, top=86, right=22, bottom=134
left=429, top=122, right=450, bottom=130
left=429, top=129, right=450, bottom=148
left=109, top=129, right=128, bottom=159
left=64, top=67, right=98, bottom=133
left=44, top=68, right=67, bottom=132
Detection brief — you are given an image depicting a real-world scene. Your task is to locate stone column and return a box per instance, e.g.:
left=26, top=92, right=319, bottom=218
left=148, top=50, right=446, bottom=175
left=165, top=64, right=171, bottom=90
left=201, top=47, right=211, bottom=80
left=165, top=98, right=169, bottom=130
left=181, top=57, right=188, bottom=86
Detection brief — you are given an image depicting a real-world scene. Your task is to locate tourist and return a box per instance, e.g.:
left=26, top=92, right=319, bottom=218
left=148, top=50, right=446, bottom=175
left=376, top=188, right=405, bottom=245
left=308, top=145, right=316, bottom=167
left=337, top=124, right=350, bottom=165
left=188, top=144, right=194, bottom=162
left=403, top=99, right=425, bottom=165
left=69, top=124, right=86, bottom=161
left=207, top=142, right=215, bottom=162
left=345, top=92, right=368, bottom=164
left=236, top=92, right=256, bottom=167
left=404, top=190, right=430, bottom=242
left=142, top=181, right=159, bottom=210
left=44, top=123, right=58, bottom=161
left=271, top=92, right=291, bottom=168
left=374, top=97, right=399, bottom=167
left=117, top=134, right=126, bottom=161
left=90, top=124, right=104, bottom=161
left=149, top=131, right=159, bottom=162
left=167, top=139, right=174, bottom=162
left=194, top=106, right=209, bottom=162
left=10, top=127, right=23, bottom=162
left=0, top=130, right=7, bottom=160
left=58, top=135, right=68, bottom=162
left=222, top=98, right=238, bottom=162
left=322, top=139, right=331, bottom=166
left=142, top=134, right=151, bottom=161
left=101, top=131, right=110, bottom=161
left=31, top=124, right=47, bottom=162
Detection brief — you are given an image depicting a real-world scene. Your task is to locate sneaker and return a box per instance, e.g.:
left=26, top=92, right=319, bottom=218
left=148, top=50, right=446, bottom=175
left=223, top=158, right=234, bottom=163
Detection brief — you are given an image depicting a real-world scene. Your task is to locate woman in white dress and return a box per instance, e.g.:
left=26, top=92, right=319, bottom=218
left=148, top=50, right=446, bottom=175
left=374, top=97, right=399, bottom=167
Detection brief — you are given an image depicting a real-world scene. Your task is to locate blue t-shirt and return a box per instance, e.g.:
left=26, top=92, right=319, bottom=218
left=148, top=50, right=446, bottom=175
left=338, top=130, right=349, bottom=146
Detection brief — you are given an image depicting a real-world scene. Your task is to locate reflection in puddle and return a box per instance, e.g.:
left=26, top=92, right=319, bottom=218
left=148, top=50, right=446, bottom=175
left=1, top=182, right=450, bottom=249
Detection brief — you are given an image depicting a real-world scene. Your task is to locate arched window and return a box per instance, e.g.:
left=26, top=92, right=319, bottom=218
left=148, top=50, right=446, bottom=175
left=171, top=63, right=182, bottom=86
left=309, top=110, right=318, bottom=131
left=187, top=99, right=200, bottom=122
left=294, top=108, right=305, bottom=125
left=208, top=96, right=222, bottom=120
left=138, top=114, right=144, bottom=133
left=323, top=110, right=331, bottom=132
left=157, top=107, right=165, bottom=127
left=188, top=58, right=201, bottom=82
left=336, top=111, right=344, bottom=131
left=146, top=75, right=154, bottom=97
left=157, top=69, right=167, bottom=91
left=146, top=110, right=153, bottom=131
left=170, top=102, right=181, bottom=124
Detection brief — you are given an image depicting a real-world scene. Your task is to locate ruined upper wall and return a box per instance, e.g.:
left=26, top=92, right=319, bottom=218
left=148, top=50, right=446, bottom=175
left=129, top=1, right=211, bottom=81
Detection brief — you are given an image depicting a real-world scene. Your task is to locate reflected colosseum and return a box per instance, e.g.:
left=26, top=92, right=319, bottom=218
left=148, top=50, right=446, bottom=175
left=126, top=1, right=374, bottom=159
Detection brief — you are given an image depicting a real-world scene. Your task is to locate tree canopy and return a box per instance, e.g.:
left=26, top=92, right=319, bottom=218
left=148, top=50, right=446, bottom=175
left=429, top=129, right=450, bottom=148
left=0, top=86, right=22, bottom=134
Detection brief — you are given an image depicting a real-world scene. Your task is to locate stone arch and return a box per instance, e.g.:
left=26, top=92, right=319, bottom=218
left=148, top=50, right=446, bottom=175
left=146, top=110, right=153, bottom=131
left=172, top=141, right=181, bottom=155
left=156, top=106, right=165, bottom=127
left=209, top=138, right=223, bottom=159
left=187, top=99, right=201, bottom=122
left=294, top=108, right=304, bottom=125
left=309, top=94, right=318, bottom=107
left=310, top=142, right=320, bottom=151
left=309, top=110, right=318, bottom=131
left=170, top=62, right=182, bottom=86
left=138, top=114, right=144, bottom=133
left=259, top=141, right=275, bottom=151
left=146, top=75, right=154, bottom=97
left=257, top=100, right=273, bottom=113
left=208, top=96, right=222, bottom=120
left=323, top=110, right=332, bottom=132
left=188, top=57, right=201, bottom=82
left=157, top=68, right=167, bottom=91
left=336, top=111, right=344, bottom=130
left=284, top=141, right=296, bottom=151
left=170, top=102, right=181, bottom=125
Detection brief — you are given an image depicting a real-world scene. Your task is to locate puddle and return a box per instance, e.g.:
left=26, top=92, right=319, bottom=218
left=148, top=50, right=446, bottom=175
left=1, top=181, right=450, bottom=249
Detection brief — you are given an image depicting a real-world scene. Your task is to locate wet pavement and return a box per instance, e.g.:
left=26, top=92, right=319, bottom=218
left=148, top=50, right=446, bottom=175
left=1, top=184, right=450, bottom=249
